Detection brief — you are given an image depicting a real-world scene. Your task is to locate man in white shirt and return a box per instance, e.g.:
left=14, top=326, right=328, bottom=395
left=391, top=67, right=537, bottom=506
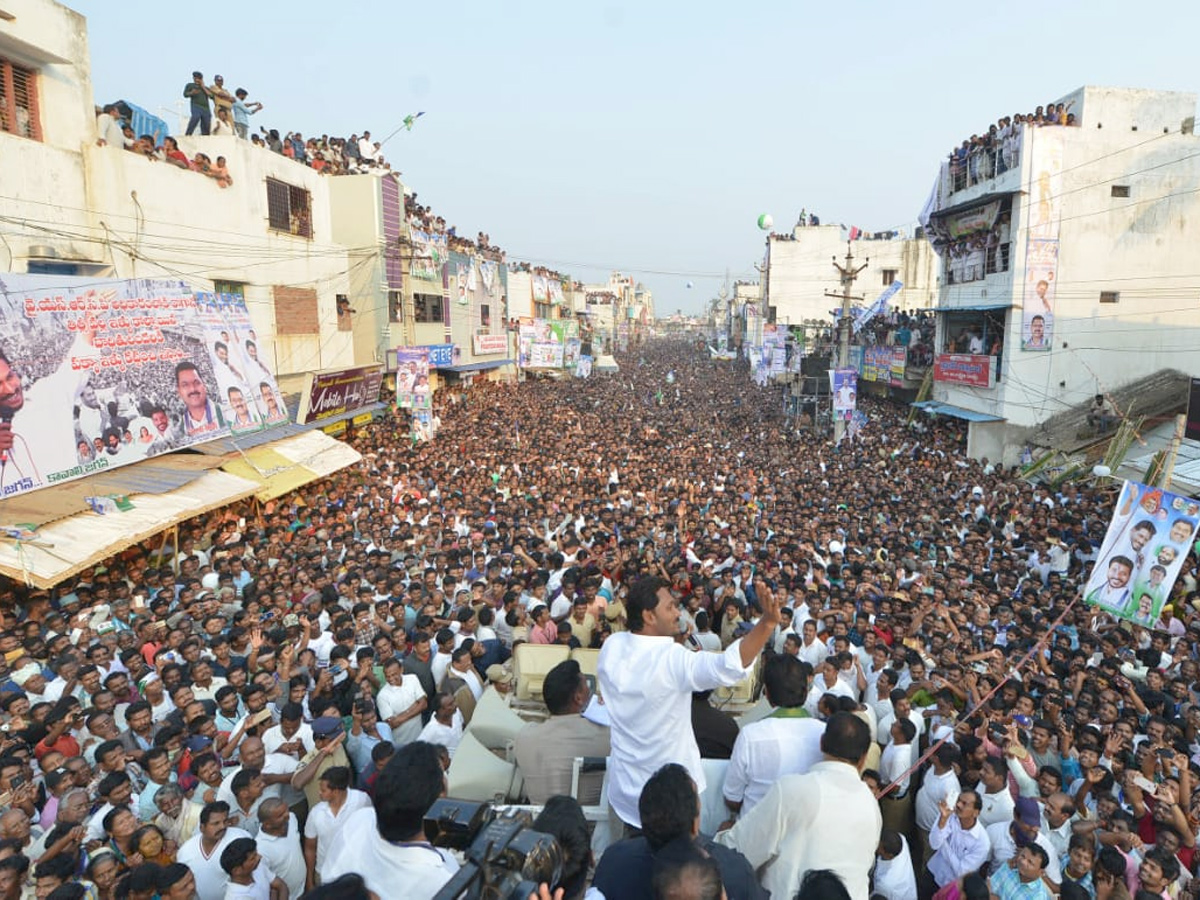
left=804, top=658, right=856, bottom=716
left=377, top=657, right=428, bottom=747
left=915, top=743, right=962, bottom=861
left=978, top=756, right=1017, bottom=828
left=716, top=712, right=882, bottom=900
left=597, top=575, right=781, bottom=831
left=796, top=619, right=829, bottom=668
left=417, top=692, right=464, bottom=758
left=874, top=829, right=919, bottom=900
left=723, top=654, right=825, bottom=819
left=176, top=801, right=253, bottom=900
left=303, top=765, right=373, bottom=889
left=218, top=835, right=288, bottom=900
left=928, top=791, right=991, bottom=890
left=255, top=799, right=306, bottom=900
left=322, top=741, right=459, bottom=898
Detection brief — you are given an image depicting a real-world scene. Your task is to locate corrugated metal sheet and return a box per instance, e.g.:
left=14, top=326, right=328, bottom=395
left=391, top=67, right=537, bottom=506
left=190, top=403, right=384, bottom=456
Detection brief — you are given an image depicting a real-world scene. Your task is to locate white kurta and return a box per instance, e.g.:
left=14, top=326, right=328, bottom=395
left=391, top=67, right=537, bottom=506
left=716, top=759, right=882, bottom=900
left=597, top=631, right=753, bottom=828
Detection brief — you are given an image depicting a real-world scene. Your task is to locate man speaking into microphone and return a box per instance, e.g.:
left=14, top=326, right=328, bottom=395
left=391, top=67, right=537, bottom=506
left=0, top=348, right=41, bottom=492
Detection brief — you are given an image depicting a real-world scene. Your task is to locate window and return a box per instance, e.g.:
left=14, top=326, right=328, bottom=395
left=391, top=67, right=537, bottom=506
left=414, top=293, right=443, bottom=324
left=480, top=303, right=490, bottom=328
left=388, top=290, right=402, bottom=323
left=266, top=178, right=312, bottom=238
left=336, top=294, right=352, bottom=331
left=0, top=57, right=39, bottom=140
left=213, top=280, right=245, bottom=297
left=1110, top=185, right=1130, bottom=198
left=881, top=269, right=898, bottom=286
left=1100, top=291, right=1120, bottom=304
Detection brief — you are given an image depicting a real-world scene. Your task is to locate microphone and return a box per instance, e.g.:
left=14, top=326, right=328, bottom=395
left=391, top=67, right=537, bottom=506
left=0, top=408, right=14, bottom=466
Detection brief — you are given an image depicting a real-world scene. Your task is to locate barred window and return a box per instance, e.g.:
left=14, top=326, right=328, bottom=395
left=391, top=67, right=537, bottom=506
left=266, top=178, right=312, bottom=238
left=0, top=58, right=40, bottom=140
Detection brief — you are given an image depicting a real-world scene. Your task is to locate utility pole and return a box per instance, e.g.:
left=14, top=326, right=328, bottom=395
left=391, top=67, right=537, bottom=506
left=824, top=241, right=868, bottom=443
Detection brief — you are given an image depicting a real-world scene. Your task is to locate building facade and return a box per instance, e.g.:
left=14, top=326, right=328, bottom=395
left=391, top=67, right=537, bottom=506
left=764, top=225, right=939, bottom=329
left=1, top=0, right=355, bottom=387
left=924, top=86, right=1200, bottom=461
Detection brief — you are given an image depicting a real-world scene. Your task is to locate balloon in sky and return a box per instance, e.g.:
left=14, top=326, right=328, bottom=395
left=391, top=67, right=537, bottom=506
left=686, top=281, right=694, bottom=289
left=757, top=213, right=773, bottom=231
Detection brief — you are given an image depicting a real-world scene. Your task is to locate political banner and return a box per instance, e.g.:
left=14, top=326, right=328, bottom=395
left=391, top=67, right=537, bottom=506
left=297, top=365, right=383, bottom=424
left=934, top=354, right=995, bottom=388
left=529, top=342, right=564, bottom=368
left=395, top=347, right=431, bottom=409
left=548, top=279, right=564, bottom=306
left=194, top=291, right=287, bottom=433
left=1084, top=481, right=1200, bottom=627
left=410, top=230, right=437, bottom=281
left=575, top=355, right=592, bottom=378
left=532, top=275, right=549, bottom=304
left=0, top=275, right=291, bottom=499
left=1021, top=239, right=1057, bottom=351
left=564, top=338, right=581, bottom=369
left=480, top=260, right=498, bottom=298
left=852, top=280, right=903, bottom=335
left=830, top=368, right=857, bottom=415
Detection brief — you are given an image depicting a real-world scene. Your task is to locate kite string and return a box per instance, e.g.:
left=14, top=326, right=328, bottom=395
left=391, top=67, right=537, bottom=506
left=874, top=595, right=1081, bottom=800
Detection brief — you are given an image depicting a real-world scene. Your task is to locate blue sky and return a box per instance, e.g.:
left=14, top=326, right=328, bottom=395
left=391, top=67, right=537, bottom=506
left=70, top=1, right=1200, bottom=316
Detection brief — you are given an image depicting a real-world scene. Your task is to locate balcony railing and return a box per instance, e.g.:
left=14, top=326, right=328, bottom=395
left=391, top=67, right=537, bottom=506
left=945, top=242, right=1011, bottom=284
left=947, top=143, right=1020, bottom=196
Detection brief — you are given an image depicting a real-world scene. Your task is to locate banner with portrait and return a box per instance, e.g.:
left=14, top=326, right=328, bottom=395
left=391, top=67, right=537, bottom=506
left=564, top=338, right=581, bottom=369
left=830, top=368, right=858, bottom=417
left=1021, top=239, right=1058, bottom=351
left=1083, top=481, right=1200, bottom=627
left=532, top=275, right=549, bottom=304
left=410, top=230, right=437, bottom=281
left=0, top=274, right=289, bottom=499
left=548, top=279, right=564, bottom=306
left=394, top=347, right=431, bottom=409
left=575, top=355, right=592, bottom=378
left=529, top=342, right=564, bottom=368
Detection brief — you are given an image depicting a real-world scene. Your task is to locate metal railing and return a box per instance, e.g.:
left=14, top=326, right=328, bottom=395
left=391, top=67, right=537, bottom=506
left=945, top=243, right=1011, bottom=284
left=947, top=144, right=1020, bottom=195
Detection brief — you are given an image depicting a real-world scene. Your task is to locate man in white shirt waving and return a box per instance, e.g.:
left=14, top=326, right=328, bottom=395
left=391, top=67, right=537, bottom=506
left=597, top=574, right=781, bottom=832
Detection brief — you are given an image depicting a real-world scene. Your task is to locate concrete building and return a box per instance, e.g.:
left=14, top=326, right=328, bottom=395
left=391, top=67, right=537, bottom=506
left=764, top=225, right=939, bottom=328
left=0, top=0, right=355, bottom=385
left=922, top=86, right=1200, bottom=461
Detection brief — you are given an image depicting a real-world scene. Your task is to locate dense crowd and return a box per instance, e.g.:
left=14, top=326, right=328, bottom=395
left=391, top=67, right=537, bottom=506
left=948, top=102, right=1080, bottom=194
left=0, top=338, right=1195, bottom=900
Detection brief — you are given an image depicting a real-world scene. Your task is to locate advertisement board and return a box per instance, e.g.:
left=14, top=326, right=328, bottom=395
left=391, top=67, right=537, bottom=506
left=933, top=354, right=995, bottom=388
left=473, top=334, right=508, bottom=355
left=0, top=274, right=286, bottom=498
left=297, top=365, right=384, bottom=424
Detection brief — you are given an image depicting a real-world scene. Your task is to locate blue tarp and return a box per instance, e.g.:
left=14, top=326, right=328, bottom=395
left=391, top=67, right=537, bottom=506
left=911, top=400, right=1004, bottom=423
left=117, top=100, right=170, bottom=143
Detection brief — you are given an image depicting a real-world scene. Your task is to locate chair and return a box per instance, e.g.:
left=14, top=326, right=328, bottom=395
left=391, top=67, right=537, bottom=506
left=513, top=644, right=571, bottom=702
left=466, top=688, right=527, bottom=751
left=569, top=648, right=600, bottom=680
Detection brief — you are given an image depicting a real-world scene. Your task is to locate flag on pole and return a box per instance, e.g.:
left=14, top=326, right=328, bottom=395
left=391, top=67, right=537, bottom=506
left=402, top=111, right=426, bottom=131
left=853, top=280, right=903, bottom=334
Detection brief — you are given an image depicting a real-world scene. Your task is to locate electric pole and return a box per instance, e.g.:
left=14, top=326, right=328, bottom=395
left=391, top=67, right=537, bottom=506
left=824, top=241, right=868, bottom=443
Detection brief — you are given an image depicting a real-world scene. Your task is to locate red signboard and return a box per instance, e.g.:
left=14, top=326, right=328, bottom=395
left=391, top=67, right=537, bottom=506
left=934, top=354, right=994, bottom=388
left=298, top=365, right=384, bottom=423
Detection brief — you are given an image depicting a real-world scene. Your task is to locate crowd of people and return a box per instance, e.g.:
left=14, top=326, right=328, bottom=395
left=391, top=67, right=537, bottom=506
left=0, top=338, right=1195, bottom=900
left=96, top=105, right=233, bottom=188
left=856, top=309, right=938, bottom=369
left=405, top=195, right=506, bottom=264
left=947, top=101, right=1080, bottom=195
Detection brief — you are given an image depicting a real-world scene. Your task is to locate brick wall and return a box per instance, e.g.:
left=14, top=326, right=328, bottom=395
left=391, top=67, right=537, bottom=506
left=273, top=286, right=319, bottom=335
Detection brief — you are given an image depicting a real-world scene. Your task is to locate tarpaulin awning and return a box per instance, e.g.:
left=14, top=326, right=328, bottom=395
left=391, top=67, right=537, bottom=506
left=0, top=470, right=261, bottom=589
left=219, top=430, right=362, bottom=501
left=439, top=359, right=514, bottom=373
left=911, top=400, right=1004, bottom=423
left=191, top=403, right=384, bottom=456
left=0, top=454, right=228, bottom=530
left=934, top=303, right=1013, bottom=313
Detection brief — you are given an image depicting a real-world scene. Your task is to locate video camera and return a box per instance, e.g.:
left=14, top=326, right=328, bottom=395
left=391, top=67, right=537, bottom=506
left=426, top=798, right=562, bottom=900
